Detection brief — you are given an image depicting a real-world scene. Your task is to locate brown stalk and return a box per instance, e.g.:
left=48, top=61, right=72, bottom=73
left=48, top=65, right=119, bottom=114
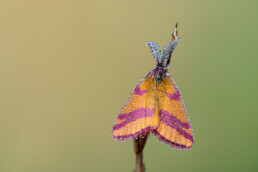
left=133, top=134, right=148, bottom=172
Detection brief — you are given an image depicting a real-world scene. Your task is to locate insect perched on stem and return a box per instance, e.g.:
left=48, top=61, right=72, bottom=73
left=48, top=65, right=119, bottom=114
left=112, top=23, right=194, bottom=150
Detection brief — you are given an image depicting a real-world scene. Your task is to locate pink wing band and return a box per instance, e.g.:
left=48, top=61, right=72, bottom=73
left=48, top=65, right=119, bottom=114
left=112, top=108, right=153, bottom=131
left=166, top=90, right=181, bottom=100
left=160, top=110, right=191, bottom=129
left=159, top=110, right=193, bottom=142
left=113, top=127, right=151, bottom=140
left=152, top=130, right=192, bottom=149
left=134, top=85, right=148, bottom=96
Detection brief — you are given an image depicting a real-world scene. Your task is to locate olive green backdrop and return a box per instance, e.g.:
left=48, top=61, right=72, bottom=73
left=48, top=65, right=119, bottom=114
left=0, top=0, right=257, bottom=171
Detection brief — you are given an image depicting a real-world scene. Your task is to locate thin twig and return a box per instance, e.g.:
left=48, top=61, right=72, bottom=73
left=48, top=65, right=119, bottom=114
left=133, top=134, right=148, bottom=172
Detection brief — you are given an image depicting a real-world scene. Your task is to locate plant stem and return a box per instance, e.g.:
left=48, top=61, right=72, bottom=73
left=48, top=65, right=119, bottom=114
left=133, top=134, right=148, bottom=172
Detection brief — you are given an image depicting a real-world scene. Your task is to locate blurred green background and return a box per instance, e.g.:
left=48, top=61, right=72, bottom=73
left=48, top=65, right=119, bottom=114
left=0, top=0, right=257, bottom=171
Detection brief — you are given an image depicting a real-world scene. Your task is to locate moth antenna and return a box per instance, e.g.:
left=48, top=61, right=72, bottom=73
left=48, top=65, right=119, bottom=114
left=163, top=23, right=180, bottom=68
left=145, top=42, right=162, bottom=64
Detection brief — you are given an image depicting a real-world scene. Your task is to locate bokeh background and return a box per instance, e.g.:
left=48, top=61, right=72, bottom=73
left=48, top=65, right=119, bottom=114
left=0, top=0, right=257, bottom=171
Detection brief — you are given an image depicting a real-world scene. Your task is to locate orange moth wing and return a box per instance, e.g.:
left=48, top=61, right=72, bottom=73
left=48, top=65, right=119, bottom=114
left=112, top=23, right=194, bottom=149
left=152, top=73, right=194, bottom=149
left=112, top=74, right=158, bottom=140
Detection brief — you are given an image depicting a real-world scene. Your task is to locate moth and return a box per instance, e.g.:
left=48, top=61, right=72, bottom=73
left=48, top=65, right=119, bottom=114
left=112, top=23, right=193, bottom=149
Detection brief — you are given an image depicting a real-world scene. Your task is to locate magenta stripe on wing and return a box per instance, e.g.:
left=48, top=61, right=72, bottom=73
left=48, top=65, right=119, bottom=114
left=160, top=110, right=193, bottom=142
left=113, top=127, right=151, bottom=140
left=160, top=110, right=191, bottom=129
left=118, top=108, right=153, bottom=120
left=113, top=108, right=153, bottom=131
left=134, top=85, right=148, bottom=96
left=152, top=130, right=192, bottom=149
left=166, top=90, right=181, bottom=100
